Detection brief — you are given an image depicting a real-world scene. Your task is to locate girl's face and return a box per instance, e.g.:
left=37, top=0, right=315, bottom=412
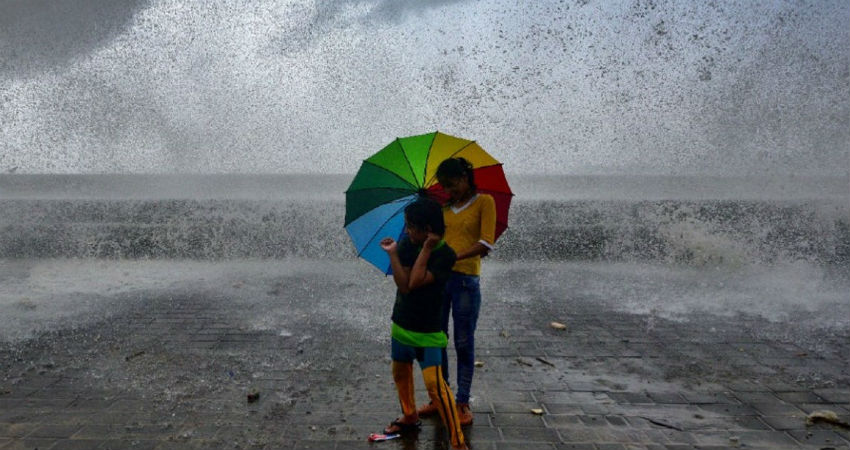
left=439, top=175, right=471, bottom=202
left=404, top=219, right=428, bottom=245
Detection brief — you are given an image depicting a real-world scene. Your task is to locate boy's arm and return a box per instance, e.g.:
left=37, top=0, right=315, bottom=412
left=388, top=250, right=412, bottom=294
left=381, top=237, right=413, bottom=293
left=408, top=232, right=441, bottom=291
left=408, top=246, right=435, bottom=291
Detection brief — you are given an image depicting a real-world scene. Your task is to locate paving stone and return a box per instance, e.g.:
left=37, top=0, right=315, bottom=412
left=566, top=381, right=603, bottom=392
left=645, top=392, right=688, bottom=404
left=655, top=431, right=699, bottom=444
left=541, top=404, right=583, bottom=415
left=555, top=428, right=598, bottom=443
left=577, top=415, right=607, bottom=427
left=764, top=381, right=802, bottom=392
left=797, top=403, right=850, bottom=416
left=579, top=404, right=611, bottom=415
left=641, top=445, right=668, bottom=450
left=491, top=414, right=546, bottom=428
left=0, top=424, right=39, bottom=439
left=759, top=415, right=808, bottom=431
left=639, top=429, right=672, bottom=444
left=731, top=391, right=781, bottom=404
left=494, top=444, right=555, bottom=450
left=725, top=381, right=772, bottom=392
left=593, top=428, right=646, bottom=444
left=26, top=425, right=83, bottom=439
left=462, top=426, right=501, bottom=442
left=500, top=427, right=561, bottom=443
left=679, top=392, right=738, bottom=405
left=728, top=416, right=771, bottom=430
left=813, top=389, right=850, bottom=403
left=0, top=439, right=58, bottom=450
left=690, top=431, right=740, bottom=446
left=595, top=444, right=626, bottom=450
left=736, top=431, right=797, bottom=448
left=775, top=391, right=827, bottom=404
left=607, top=392, right=653, bottom=404
left=751, top=402, right=807, bottom=417
left=553, top=444, right=596, bottom=450
left=697, top=403, right=757, bottom=416
left=604, top=415, right=628, bottom=427
left=51, top=439, right=113, bottom=450
left=787, top=429, right=850, bottom=447
left=492, top=402, right=543, bottom=413
left=542, top=415, right=580, bottom=429
left=488, top=391, right=536, bottom=403
left=72, top=425, right=124, bottom=440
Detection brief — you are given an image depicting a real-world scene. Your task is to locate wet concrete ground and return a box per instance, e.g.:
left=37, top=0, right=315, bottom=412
left=0, top=259, right=848, bottom=450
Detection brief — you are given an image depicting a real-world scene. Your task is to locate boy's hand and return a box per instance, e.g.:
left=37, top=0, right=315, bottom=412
left=380, top=237, right=397, bottom=253
left=422, top=232, right=441, bottom=250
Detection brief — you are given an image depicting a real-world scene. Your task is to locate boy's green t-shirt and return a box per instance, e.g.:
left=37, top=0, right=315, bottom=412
left=390, top=236, right=456, bottom=348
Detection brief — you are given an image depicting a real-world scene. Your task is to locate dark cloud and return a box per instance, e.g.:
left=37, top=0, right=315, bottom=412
left=0, top=0, right=149, bottom=77
left=273, top=0, right=474, bottom=54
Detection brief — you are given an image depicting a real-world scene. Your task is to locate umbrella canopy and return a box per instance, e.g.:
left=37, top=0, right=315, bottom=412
left=345, top=131, right=513, bottom=273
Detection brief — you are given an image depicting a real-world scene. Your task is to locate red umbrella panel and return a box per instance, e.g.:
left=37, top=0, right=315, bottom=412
left=424, top=164, right=512, bottom=241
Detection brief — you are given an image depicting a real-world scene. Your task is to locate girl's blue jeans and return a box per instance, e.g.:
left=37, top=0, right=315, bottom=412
left=439, top=272, right=481, bottom=404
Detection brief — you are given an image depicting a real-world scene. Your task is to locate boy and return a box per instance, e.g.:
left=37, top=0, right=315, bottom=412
left=378, top=196, right=467, bottom=450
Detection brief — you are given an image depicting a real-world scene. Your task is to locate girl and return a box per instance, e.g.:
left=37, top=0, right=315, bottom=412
left=419, top=157, right=496, bottom=426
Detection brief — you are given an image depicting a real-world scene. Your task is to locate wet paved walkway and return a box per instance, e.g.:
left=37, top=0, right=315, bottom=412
left=0, top=260, right=848, bottom=450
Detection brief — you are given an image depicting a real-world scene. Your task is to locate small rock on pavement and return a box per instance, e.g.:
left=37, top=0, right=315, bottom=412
left=550, top=321, right=567, bottom=330
left=530, top=408, right=544, bottom=415
left=474, top=361, right=484, bottom=368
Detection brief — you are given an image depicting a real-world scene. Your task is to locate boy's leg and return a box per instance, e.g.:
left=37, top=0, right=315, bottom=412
left=421, top=362, right=465, bottom=449
left=392, top=361, right=416, bottom=419
left=390, top=338, right=419, bottom=426
left=452, top=275, right=481, bottom=406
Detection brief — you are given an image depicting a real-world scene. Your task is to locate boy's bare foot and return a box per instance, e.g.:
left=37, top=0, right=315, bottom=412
left=417, top=401, right=439, bottom=417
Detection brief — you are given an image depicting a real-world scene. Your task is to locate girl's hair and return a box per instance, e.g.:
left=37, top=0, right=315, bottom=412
left=436, top=157, right=477, bottom=192
left=404, top=196, right=446, bottom=235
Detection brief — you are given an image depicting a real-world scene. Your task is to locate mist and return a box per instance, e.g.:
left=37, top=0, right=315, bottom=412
left=1, top=0, right=847, bottom=175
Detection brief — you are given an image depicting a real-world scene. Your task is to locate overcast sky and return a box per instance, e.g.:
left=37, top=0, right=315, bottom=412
left=1, top=0, right=847, bottom=175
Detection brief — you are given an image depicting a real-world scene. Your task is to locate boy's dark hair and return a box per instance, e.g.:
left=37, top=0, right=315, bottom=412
left=436, top=157, right=477, bottom=192
left=404, top=196, right=445, bottom=235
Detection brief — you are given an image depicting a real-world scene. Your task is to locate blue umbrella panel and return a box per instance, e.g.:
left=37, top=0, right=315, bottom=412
left=344, top=194, right=416, bottom=274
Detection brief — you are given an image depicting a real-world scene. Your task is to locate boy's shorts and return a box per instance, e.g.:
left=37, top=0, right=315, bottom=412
left=391, top=337, right=443, bottom=368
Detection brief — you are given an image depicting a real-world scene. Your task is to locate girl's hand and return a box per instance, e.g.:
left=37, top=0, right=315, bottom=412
left=380, top=237, right=397, bottom=253
left=423, top=232, right=441, bottom=250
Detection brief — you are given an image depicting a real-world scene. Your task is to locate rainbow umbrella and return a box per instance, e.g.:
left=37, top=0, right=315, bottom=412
left=345, top=131, right=513, bottom=273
